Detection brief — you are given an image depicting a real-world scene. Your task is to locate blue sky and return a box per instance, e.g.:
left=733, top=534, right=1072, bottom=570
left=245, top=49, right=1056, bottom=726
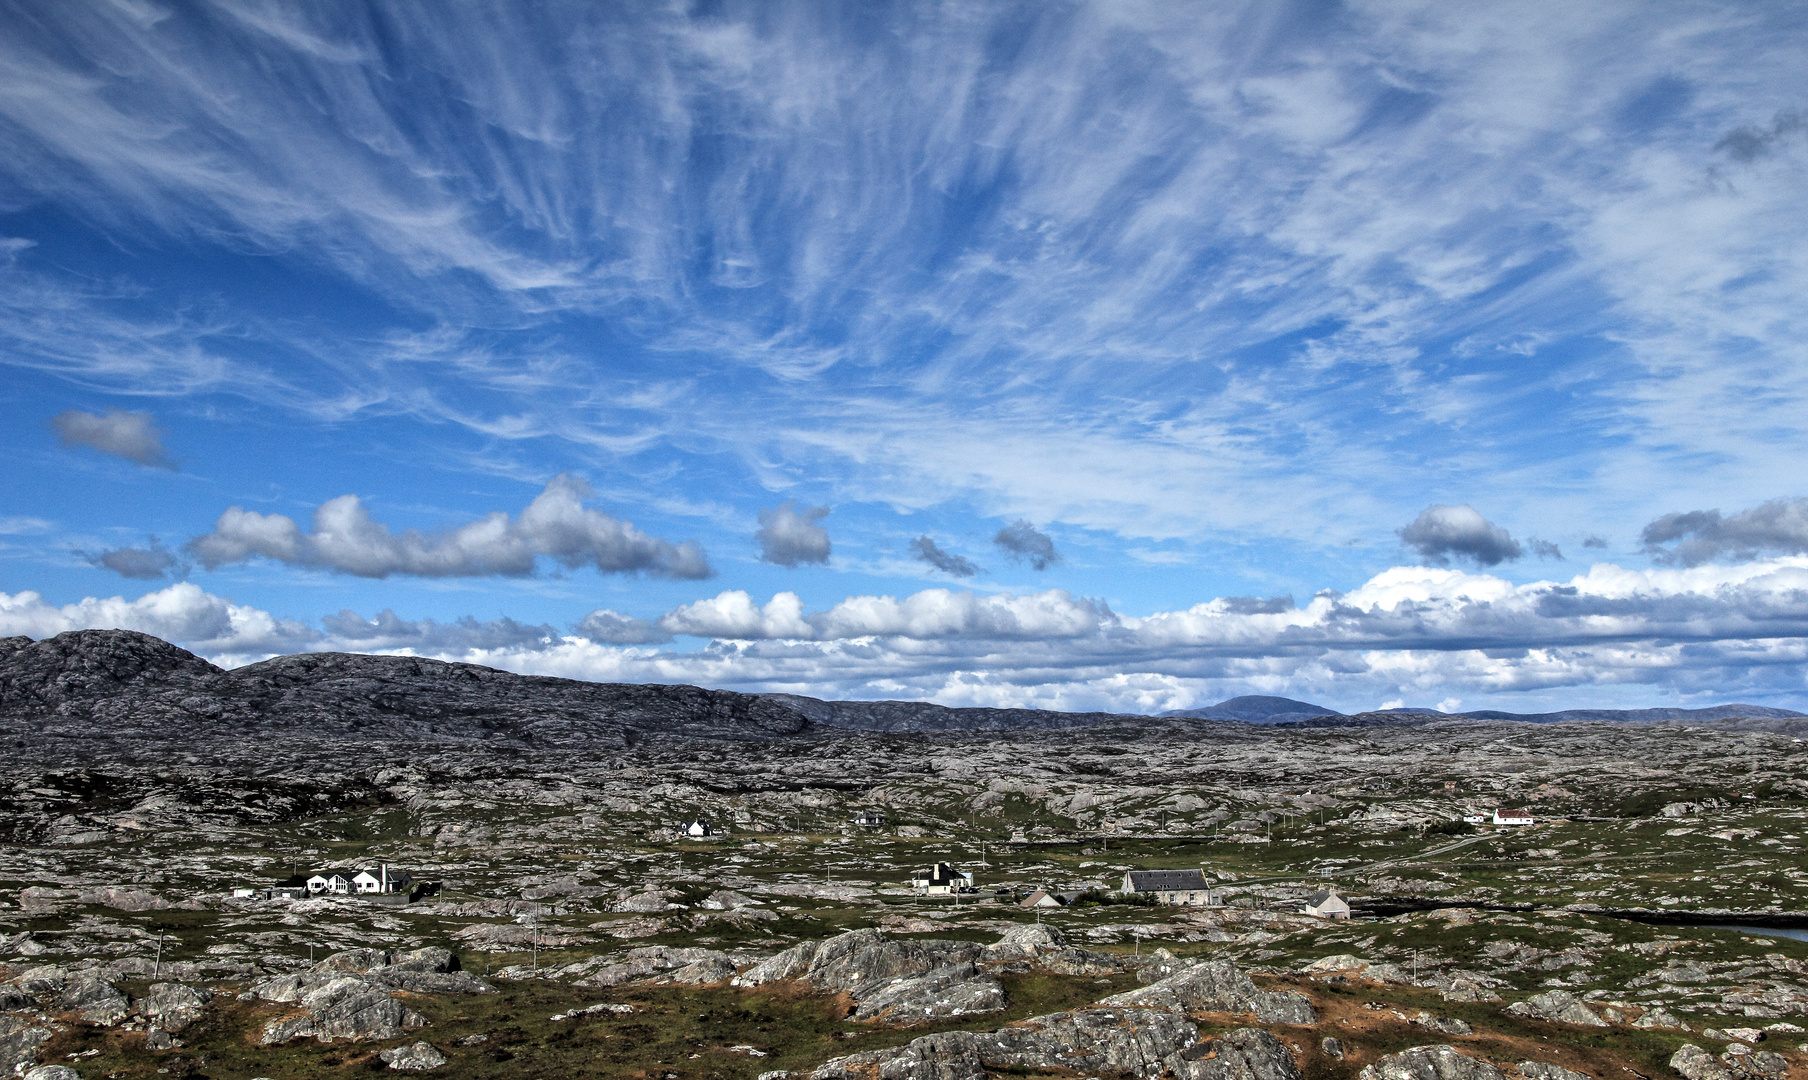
left=4, top=0, right=1808, bottom=714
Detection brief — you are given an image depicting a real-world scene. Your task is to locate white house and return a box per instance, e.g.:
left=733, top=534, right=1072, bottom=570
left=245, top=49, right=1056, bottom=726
left=685, top=819, right=715, bottom=837
left=852, top=810, right=887, bottom=829
left=908, top=862, right=973, bottom=894
left=350, top=866, right=413, bottom=894
left=1493, top=808, right=1535, bottom=826
left=1303, top=887, right=1352, bottom=919
left=306, top=873, right=353, bottom=895
left=1121, top=870, right=1215, bottom=906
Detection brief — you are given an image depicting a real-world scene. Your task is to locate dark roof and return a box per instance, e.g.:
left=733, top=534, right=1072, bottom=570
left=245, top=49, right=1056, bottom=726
left=1125, top=870, right=1209, bottom=891
left=1306, top=890, right=1348, bottom=907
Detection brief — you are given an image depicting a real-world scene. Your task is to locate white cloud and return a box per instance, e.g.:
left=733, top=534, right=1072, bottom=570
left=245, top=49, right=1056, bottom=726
left=1642, top=497, right=1808, bottom=567
left=12, top=556, right=1808, bottom=714
left=754, top=502, right=831, bottom=567
left=1397, top=504, right=1522, bottom=566
left=187, top=473, right=711, bottom=580
left=51, top=408, right=173, bottom=468
left=0, top=582, right=315, bottom=657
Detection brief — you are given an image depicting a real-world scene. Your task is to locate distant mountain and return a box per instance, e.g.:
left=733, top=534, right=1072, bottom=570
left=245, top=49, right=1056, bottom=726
left=1160, top=695, right=1342, bottom=724
left=1459, top=704, right=1807, bottom=723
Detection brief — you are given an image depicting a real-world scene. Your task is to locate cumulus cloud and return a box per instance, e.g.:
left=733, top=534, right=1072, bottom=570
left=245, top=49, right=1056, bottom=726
left=994, top=520, right=1061, bottom=571
left=755, top=502, right=831, bottom=567
left=1583, top=535, right=1609, bottom=549
left=1528, top=539, right=1563, bottom=561
left=1641, top=497, right=1808, bottom=567
left=0, top=582, right=315, bottom=657
left=910, top=536, right=980, bottom=577
left=1398, top=505, right=1523, bottom=566
left=82, top=538, right=186, bottom=580
left=186, top=473, right=711, bottom=579
left=51, top=409, right=173, bottom=469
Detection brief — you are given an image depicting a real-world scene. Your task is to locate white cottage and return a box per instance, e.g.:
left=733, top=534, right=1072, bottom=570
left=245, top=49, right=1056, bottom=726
left=1493, top=808, right=1535, bottom=826
left=1121, top=870, right=1215, bottom=906
left=907, top=862, right=972, bottom=894
left=1303, top=886, right=1352, bottom=919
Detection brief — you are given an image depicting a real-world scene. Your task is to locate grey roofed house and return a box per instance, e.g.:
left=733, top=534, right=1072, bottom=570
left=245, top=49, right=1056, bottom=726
left=1303, top=887, right=1351, bottom=919
left=1122, top=869, right=1215, bottom=906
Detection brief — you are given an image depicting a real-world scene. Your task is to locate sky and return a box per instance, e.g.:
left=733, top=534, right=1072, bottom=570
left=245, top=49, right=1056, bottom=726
left=3, top=0, right=1807, bottom=715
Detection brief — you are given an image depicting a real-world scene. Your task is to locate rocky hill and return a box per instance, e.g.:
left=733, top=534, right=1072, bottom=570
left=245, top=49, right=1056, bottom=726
left=4, top=630, right=1803, bottom=753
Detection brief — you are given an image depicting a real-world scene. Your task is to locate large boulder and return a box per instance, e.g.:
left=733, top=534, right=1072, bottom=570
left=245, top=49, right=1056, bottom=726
left=984, top=924, right=1067, bottom=961
left=290, top=948, right=490, bottom=996
left=1103, top=960, right=1316, bottom=1025
left=0, top=1017, right=53, bottom=1077
left=257, top=974, right=426, bottom=1044
left=60, top=973, right=128, bottom=1025
left=1505, top=991, right=1608, bottom=1028
left=1173, top=1028, right=1303, bottom=1080
left=576, top=945, right=737, bottom=988
left=1671, top=1045, right=1736, bottom=1080
left=740, top=929, right=984, bottom=998
left=380, top=1041, right=448, bottom=1070
left=131, top=982, right=212, bottom=1032
left=850, top=963, right=1006, bottom=1023
left=1359, top=1045, right=1506, bottom=1080
left=812, top=1011, right=1294, bottom=1080
left=1518, top=1061, right=1591, bottom=1080
left=23, top=1067, right=82, bottom=1080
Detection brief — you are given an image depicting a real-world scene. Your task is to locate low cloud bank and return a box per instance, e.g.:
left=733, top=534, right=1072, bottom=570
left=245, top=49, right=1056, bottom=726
left=187, top=474, right=711, bottom=580
left=7, top=557, right=1808, bottom=712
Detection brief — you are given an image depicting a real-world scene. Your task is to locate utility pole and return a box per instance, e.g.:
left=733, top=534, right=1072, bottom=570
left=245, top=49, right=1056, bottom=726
left=532, top=916, right=539, bottom=971
left=153, top=927, right=164, bottom=980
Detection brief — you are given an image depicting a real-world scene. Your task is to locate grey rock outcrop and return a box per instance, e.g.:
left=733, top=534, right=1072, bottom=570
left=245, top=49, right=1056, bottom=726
left=849, top=962, right=1005, bottom=1023
left=380, top=1041, right=448, bottom=1070
left=131, top=982, right=212, bottom=1032
left=0, top=1017, right=54, bottom=1077
left=1632, top=1007, right=1690, bottom=1031
left=1413, top=1012, right=1474, bottom=1036
left=254, top=971, right=429, bottom=1045
left=813, top=1010, right=1295, bottom=1080
left=734, top=928, right=1014, bottom=1023
left=1103, top=959, right=1316, bottom=1025
left=1359, top=1045, right=1507, bottom=1080
left=1505, top=990, right=1608, bottom=1027
left=1322, top=1037, right=1347, bottom=1060
left=1518, top=1061, right=1591, bottom=1080
left=22, top=1067, right=82, bottom=1080
left=577, top=945, right=738, bottom=987
left=983, top=924, right=1067, bottom=961
left=1176, top=1028, right=1304, bottom=1080
left=1671, top=1045, right=1736, bottom=1080
left=60, top=973, right=127, bottom=1025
